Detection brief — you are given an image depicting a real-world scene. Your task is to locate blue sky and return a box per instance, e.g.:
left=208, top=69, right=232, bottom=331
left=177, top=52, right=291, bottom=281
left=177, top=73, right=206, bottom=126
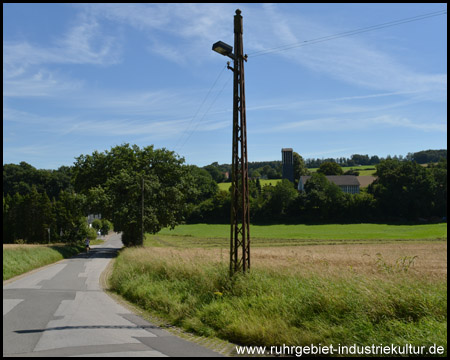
left=3, top=3, right=447, bottom=169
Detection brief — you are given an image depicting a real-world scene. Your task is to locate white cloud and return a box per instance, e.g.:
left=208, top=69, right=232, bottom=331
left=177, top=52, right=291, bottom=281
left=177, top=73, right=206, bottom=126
left=252, top=4, right=447, bottom=98
left=270, top=114, right=446, bottom=133
left=369, top=115, right=447, bottom=132
left=3, top=11, right=121, bottom=79
left=77, top=3, right=236, bottom=65
left=4, top=69, right=84, bottom=97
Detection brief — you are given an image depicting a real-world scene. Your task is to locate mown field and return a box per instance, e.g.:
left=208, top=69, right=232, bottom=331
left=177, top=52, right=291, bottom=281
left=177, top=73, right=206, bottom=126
left=153, top=223, right=447, bottom=247
left=110, top=223, right=447, bottom=355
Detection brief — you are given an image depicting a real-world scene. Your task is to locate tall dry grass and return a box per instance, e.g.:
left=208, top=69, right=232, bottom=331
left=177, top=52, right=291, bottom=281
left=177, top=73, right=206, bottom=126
left=110, top=242, right=447, bottom=353
left=123, top=242, right=446, bottom=278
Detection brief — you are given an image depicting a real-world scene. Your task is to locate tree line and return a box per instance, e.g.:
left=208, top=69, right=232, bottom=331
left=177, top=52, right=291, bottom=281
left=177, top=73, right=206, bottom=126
left=3, top=145, right=447, bottom=246
left=189, top=158, right=447, bottom=225
left=202, top=149, right=447, bottom=181
left=3, top=187, right=111, bottom=244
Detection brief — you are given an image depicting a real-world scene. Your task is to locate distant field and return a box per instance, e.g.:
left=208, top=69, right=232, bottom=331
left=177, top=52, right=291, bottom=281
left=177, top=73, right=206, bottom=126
left=309, top=166, right=377, bottom=176
left=151, top=223, right=447, bottom=248
left=218, top=179, right=281, bottom=191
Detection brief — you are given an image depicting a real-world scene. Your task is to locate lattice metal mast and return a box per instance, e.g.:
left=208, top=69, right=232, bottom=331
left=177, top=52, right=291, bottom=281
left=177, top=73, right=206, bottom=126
left=229, top=9, right=250, bottom=275
left=212, top=9, right=250, bottom=276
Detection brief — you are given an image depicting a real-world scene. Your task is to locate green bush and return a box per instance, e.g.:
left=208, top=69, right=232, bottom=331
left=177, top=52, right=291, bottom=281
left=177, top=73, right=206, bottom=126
left=87, top=227, right=98, bottom=240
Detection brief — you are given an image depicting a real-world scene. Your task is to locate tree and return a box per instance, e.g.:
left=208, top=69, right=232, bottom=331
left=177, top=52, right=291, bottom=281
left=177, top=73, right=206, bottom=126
left=369, top=159, right=436, bottom=220
left=252, top=170, right=261, bottom=179
left=185, top=165, right=218, bottom=204
left=203, top=163, right=226, bottom=183
left=100, top=219, right=113, bottom=235
left=317, top=161, right=343, bottom=175
left=412, top=149, right=447, bottom=164
left=73, top=144, right=191, bottom=246
left=370, top=155, right=380, bottom=165
left=55, top=190, right=88, bottom=243
left=251, top=179, right=298, bottom=222
left=3, top=162, right=73, bottom=199
left=427, top=158, right=447, bottom=218
left=351, top=154, right=370, bottom=165
left=303, top=173, right=347, bottom=221
left=91, top=219, right=102, bottom=232
left=267, top=179, right=299, bottom=218
left=293, top=152, right=309, bottom=187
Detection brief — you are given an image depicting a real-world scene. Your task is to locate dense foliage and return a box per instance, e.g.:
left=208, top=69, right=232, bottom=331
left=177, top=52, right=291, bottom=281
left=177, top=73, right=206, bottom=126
left=3, top=162, right=73, bottom=199
left=187, top=158, right=447, bottom=224
left=72, top=144, right=193, bottom=246
left=3, top=188, right=90, bottom=244
left=3, top=148, right=447, bottom=245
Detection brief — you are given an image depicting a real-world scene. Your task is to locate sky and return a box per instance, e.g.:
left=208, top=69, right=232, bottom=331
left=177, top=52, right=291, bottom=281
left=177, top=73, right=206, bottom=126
left=3, top=3, right=447, bottom=170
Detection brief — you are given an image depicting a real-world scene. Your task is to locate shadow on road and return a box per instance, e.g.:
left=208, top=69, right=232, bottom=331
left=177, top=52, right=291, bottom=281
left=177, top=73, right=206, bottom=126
left=83, top=247, right=121, bottom=259
left=15, top=324, right=160, bottom=334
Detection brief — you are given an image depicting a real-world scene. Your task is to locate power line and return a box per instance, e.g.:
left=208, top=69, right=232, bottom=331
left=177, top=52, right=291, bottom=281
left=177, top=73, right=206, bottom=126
left=174, top=64, right=227, bottom=151
left=177, top=72, right=232, bottom=152
left=175, top=9, right=446, bottom=153
left=248, top=10, right=447, bottom=58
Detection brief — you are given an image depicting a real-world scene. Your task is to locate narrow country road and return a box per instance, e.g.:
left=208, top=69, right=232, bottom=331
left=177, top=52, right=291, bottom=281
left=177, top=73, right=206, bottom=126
left=3, top=233, right=223, bottom=357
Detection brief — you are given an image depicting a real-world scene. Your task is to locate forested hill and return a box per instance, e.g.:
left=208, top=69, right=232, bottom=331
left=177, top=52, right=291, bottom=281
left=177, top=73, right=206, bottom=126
left=411, top=149, right=447, bottom=164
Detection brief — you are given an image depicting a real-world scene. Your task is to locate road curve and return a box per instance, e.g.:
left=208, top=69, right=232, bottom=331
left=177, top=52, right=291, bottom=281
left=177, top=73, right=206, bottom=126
left=3, top=233, right=223, bottom=357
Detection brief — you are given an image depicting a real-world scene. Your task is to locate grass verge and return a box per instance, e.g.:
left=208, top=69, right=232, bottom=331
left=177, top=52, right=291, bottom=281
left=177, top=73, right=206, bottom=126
left=3, top=244, right=85, bottom=280
left=110, top=244, right=447, bottom=355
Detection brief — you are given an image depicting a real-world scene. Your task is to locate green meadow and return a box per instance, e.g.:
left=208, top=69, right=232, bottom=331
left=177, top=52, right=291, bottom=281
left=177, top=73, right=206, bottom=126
left=153, top=223, right=447, bottom=247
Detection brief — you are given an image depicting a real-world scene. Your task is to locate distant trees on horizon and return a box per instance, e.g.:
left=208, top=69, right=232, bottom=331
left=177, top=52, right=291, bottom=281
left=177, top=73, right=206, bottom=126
left=201, top=149, right=447, bottom=182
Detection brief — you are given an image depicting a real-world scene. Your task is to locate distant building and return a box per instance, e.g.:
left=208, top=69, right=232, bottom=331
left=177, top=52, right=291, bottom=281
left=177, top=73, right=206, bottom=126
left=87, top=214, right=101, bottom=228
left=282, top=148, right=294, bottom=183
left=298, top=175, right=360, bottom=194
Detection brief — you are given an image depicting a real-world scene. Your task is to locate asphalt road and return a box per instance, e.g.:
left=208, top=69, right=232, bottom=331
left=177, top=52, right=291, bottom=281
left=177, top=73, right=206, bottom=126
left=3, top=233, right=223, bottom=357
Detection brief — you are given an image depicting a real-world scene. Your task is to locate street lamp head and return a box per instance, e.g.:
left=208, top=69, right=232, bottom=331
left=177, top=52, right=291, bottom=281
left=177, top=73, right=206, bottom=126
left=212, top=41, right=234, bottom=59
